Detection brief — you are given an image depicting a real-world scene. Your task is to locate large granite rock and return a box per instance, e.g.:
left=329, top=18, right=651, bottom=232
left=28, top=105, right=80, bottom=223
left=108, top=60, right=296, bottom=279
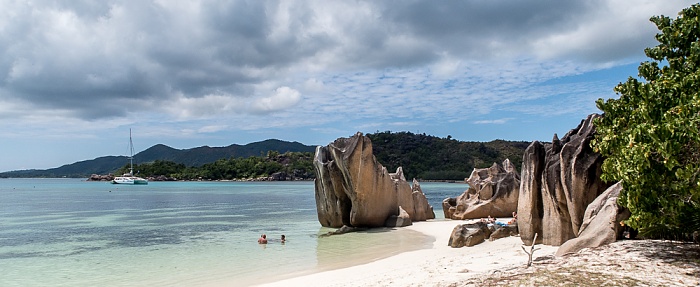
left=411, top=179, right=434, bottom=221
left=313, top=132, right=435, bottom=228
left=518, top=114, right=613, bottom=246
left=517, top=141, right=545, bottom=245
left=384, top=206, right=413, bottom=227
left=556, top=182, right=630, bottom=255
left=442, top=159, right=520, bottom=219
left=448, top=222, right=492, bottom=248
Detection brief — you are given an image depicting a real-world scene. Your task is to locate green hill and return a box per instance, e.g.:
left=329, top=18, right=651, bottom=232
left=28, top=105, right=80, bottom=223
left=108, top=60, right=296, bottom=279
left=0, top=133, right=532, bottom=180
left=367, top=131, right=530, bottom=180
left=0, top=139, right=316, bottom=178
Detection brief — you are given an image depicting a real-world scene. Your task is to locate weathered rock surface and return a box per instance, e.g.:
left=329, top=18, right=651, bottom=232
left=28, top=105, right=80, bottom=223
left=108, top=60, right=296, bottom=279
left=313, top=132, right=435, bottom=228
left=384, top=206, right=413, bottom=227
left=442, top=159, right=520, bottom=220
left=518, top=114, right=613, bottom=246
left=411, top=179, right=434, bottom=221
left=448, top=222, right=492, bottom=248
left=489, top=224, right=519, bottom=241
left=556, top=182, right=630, bottom=256
left=517, top=141, right=545, bottom=245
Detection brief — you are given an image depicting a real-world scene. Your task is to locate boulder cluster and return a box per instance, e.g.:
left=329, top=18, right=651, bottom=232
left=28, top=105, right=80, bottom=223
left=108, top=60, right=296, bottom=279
left=448, top=221, right=519, bottom=248
left=313, top=132, right=435, bottom=228
left=444, top=114, right=630, bottom=254
left=315, top=114, right=630, bottom=255
left=442, top=159, right=520, bottom=220
left=87, top=174, right=114, bottom=181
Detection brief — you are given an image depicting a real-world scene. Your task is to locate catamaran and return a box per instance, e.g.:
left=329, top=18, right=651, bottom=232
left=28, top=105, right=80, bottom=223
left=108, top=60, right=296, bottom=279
left=112, top=129, right=148, bottom=185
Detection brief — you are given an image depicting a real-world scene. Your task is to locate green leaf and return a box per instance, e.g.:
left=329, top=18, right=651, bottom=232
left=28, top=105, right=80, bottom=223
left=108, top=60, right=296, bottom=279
left=592, top=3, right=700, bottom=239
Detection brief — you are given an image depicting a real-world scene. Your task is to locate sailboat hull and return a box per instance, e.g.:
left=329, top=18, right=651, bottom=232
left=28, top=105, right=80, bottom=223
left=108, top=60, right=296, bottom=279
left=112, top=176, right=148, bottom=185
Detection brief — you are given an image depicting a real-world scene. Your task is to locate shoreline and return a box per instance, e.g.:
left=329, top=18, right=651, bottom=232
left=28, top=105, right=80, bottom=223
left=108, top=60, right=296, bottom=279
left=249, top=218, right=558, bottom=287
left=251, top=220, right=700, bottom=287
left=83, top=177, right=469, bottom=183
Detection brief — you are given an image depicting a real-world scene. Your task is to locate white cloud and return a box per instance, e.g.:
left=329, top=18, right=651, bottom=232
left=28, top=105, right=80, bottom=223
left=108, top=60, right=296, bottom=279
left=2, top=0, right=699, bottom=171
left=473, top=118, right=514, bottom=125
left=531, top=1, right=691, bottom=62
left=2, top=0, right=693, bottom=123
left=198, top=125, right=229, bottom=133
left=431, top=55, right=462, bottom=78
left=303, top=78, right=325, bottom=92
left=164, top=92, right=244, bottom=119
left=251, top=86, right=302, bottom=113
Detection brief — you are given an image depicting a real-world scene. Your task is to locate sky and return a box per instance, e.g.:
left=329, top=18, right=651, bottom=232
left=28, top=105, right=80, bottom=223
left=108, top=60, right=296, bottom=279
left=0, top=0, right=697, bottom=172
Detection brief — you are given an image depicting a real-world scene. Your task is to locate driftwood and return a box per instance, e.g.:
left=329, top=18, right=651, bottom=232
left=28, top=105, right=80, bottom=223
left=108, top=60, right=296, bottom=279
left=521, top=233, right=540, bottom=267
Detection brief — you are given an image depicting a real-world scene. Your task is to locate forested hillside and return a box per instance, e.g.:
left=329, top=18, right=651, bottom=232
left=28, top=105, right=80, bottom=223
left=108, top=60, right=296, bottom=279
left=367, top=131, right=530, bottom=180
left=125, top=131, right=529, bottom=181
left=1, top=132, right=532, bottom=180
left=0, top=139, right=316, bottom=178
left=124, top=151, right=315, bottom=181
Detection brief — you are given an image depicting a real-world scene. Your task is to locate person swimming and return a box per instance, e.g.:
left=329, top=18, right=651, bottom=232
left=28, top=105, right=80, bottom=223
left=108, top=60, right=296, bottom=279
left=258, top=234, right=268, bottom=244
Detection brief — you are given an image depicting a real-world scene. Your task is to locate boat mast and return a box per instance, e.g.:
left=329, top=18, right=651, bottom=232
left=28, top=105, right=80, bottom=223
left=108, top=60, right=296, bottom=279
left=129, top=128, right=134, bottom=175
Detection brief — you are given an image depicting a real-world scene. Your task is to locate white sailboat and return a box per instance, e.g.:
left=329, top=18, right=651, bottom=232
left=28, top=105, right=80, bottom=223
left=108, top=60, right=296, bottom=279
left=112, top=129, right=148, bottom=185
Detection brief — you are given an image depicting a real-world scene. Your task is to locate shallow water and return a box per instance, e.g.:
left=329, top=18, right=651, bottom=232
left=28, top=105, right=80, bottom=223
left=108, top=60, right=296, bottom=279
left=0, top=179, right=467, bottom=286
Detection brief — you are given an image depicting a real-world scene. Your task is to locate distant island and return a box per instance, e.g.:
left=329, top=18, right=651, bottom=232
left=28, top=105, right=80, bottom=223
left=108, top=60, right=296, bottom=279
left=0, top=139, right=315, bottom=178
left=0, top=131, right=530, bottom=181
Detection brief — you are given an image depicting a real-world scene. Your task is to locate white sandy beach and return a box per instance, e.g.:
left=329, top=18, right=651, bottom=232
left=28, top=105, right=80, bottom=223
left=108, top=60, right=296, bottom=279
left=256, top=219, right=558, bottom=287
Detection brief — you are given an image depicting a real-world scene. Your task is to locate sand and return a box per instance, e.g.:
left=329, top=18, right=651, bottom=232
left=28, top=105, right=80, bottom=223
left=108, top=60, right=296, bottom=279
left=251, top=219, right=700, bottom=287
left=256, top=219, right=558, bottom=287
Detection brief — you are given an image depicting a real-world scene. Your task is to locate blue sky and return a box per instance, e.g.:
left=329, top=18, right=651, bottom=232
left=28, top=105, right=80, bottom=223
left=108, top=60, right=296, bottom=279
left=0, top=0, right=696, bottom=172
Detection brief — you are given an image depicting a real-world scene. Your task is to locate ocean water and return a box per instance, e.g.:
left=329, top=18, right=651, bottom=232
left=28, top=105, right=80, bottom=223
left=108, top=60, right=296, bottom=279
left=0, top=179, right=468, bottom=286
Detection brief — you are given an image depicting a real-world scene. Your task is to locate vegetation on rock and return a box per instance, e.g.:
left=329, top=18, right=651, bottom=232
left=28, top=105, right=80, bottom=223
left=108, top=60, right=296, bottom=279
left=592, top=4, right=700, bottom=240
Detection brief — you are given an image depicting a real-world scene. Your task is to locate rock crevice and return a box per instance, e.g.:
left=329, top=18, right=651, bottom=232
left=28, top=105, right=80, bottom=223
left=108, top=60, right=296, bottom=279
left=518, top=114, right=615, bottom=246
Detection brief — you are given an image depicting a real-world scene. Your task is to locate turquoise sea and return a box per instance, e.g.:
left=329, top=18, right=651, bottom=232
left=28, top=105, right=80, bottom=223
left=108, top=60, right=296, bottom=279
left=0, top=179, right=467, bottom=286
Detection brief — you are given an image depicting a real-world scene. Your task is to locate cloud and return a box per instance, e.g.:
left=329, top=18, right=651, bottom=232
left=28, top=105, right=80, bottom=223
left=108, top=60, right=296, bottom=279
left=251, top=86, right=302, bottom=113
left=164, top=92, right=244, bottom=119
left=473, top=118, right=514, bottom=125
left=431, top=55, right=462, bottom=78
left=0, top=0, right=696, bottom=140
left=303, top=78, right=325, bottom=92
left=198, top=125, right=229, bottom=133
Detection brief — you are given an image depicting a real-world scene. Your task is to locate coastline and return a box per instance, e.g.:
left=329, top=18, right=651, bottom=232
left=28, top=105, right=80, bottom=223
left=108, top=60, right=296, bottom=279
left=250, top=219, right=700, bottom=287
left=249, top=218, right=558, bottom=287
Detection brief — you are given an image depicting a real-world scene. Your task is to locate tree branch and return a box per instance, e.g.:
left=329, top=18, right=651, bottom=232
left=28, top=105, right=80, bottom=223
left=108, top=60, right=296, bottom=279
left=521, top=233, right=541, bottom=268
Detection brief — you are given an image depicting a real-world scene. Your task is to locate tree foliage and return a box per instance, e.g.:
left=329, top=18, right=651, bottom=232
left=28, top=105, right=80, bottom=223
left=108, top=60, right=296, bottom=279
left=111, top=133, right=529, bottom=182
left=592, top=4, right=700, bottom=239
left=367, top=131, right=529, bottom=180
left=117, top=151, right=315, bottom=181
